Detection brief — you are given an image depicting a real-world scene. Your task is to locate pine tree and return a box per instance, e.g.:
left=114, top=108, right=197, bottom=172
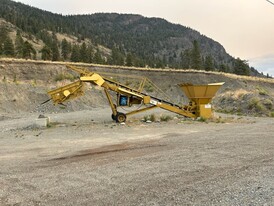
left=110, top=48, right=124, bottom=65
left=40, top=45, right=52, bottom=60
left=125, top=53, right=133, bottom=66
left=70, top=44, right=80, bottom=62
left=15, top=31, right=24, bottom=58
left=3, top=36, right=15, bottom=57
left=61, top=38, right=70, bottom=60
left=0, top=43, right=3, bottom=55
left=79, top=42, right=89, bottom=63
left=93, top=49, right=104, bottom=64
left=204, top=55, right=214, bottom=71
left=86, top=45, right=93, bottom=63
left=191, top=40, right=202, bottom=70
left=180, top=50, right=191, bottom=69
left=0, top=26, right=8, bottom=43
left=51, top=40, right=60, bottom=61
left=22, top=41, right=36, bottom=59
left=234, top=58, right=250, bottom=76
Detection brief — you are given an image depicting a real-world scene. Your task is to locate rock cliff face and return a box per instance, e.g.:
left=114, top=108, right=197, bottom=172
left=0, top=59, right=273, bottom=116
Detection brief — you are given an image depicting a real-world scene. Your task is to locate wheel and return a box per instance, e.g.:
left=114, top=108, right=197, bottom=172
left=116, top=112, right=127, bottom=123
left=111, top=114, right=116, bottom=120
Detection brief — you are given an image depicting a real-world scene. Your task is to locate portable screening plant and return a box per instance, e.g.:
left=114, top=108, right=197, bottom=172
left=48, top=65, right=224, bottom=123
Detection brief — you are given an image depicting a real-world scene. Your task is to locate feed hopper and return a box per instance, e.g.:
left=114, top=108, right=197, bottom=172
left=179, top=82, right=224, bottom=118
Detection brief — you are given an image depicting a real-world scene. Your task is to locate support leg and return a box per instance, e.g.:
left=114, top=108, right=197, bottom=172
left=104, top=88, right=117, bottom=116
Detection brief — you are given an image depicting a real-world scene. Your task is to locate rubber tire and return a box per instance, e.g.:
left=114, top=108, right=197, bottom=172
left=116, top=112, right=127, bottom=123
left=111, top=114, right=116, bottom=120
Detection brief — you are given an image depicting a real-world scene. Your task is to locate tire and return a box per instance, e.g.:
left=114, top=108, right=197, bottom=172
left=116, top=112, right=127, bottom=123
left=111, top=114, right=116, bottom=120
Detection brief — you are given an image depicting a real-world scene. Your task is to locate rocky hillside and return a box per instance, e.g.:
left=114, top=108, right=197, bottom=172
left=0, top=59, right=273, bottom=117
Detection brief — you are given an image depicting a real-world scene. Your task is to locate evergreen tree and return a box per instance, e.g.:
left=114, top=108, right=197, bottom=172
left=51, top=40, right=60, bottom=61
left=61, top=38, right=70, bottom=60
left=15, top=31, right=24, bottom=58
left=37, top=30, right=53, bottom=47
left=219, top=64, right=226, bottom=72
left=22, top=41, right=36, bottom=59
left=93, top=49, right=104, bottom=64
left=86, top=45, right=93, bottom=63
left=0, top=43, right=3, bottom=55
left=79, top=42, right=89, bottom=62
left=110, top=48, right=124, bottom=65
left=190, top=40, right=202, bottom=69
left=0, top=26, right=8, bottom=43
left=70, top=44, right=80, bottom=62
left=180, top=50, right=191, bottom=69
left=155, top=57, right=164, bottom=68
left=234, top=58, right=250, bottom=76
left=204, top=55, right=214, bottom=71
left=3, top=36, right=15, bottom=57
left=0, top=26, right=7, bottom=56
left=40, top=45, right=52, bottom=60
left=125, top=53, right=133, bottom=66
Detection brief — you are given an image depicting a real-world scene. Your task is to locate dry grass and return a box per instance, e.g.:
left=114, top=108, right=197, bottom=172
left=219, top=89, right=253, bottom=100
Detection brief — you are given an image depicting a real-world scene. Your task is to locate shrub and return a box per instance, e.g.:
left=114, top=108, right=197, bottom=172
left=13, top=74, right=17, bottom=83
left=150, top=114, right=156, bottom=122
left=248, top=97, right=265, bottom=112
left=160, top=115, right=172, bottom=122
left=54, top=73, right=76, bottom=82
left=263, top=99, right=273, bottom=110
left=256, top=86, right=269, bottom=96
left=197, top=117, right=207, bottom=122
left=143, top=114, right=156, bottom=122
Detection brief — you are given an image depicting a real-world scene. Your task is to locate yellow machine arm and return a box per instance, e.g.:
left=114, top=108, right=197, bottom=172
left=48, top=65, right=224, bottom=123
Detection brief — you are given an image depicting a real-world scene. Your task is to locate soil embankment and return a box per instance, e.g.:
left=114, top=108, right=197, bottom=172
left=0, top=59, right=273, bottom=116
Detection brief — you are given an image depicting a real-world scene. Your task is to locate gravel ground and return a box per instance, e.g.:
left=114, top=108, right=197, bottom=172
left=0, top=109, right=273, bottom=206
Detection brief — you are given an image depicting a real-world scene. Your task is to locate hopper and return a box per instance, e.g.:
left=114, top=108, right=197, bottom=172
left=179, top=82, right=224, bottom=104
left=179, top=82, right=224, bottom=118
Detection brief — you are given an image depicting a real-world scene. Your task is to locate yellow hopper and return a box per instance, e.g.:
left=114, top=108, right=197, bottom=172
left=179, top=82, right=224, bottom=118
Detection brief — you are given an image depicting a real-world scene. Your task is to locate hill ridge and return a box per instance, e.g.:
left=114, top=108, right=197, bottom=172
left=0, top=0, right=265, bottom=77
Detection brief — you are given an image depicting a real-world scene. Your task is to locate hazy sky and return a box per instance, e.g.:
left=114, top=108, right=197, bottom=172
left=14, top=0, right=274, bottom=75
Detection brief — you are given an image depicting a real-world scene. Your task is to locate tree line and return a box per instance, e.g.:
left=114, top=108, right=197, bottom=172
left=0, top=0, right=262, bottom=76
left=0, top=27, right=251, bottom=76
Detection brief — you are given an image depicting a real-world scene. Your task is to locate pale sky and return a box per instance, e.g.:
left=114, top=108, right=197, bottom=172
left=14, top=0, right=274, bottom=76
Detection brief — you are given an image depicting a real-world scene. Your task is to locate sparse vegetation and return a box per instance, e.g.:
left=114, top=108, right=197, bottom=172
left=213, top=117, right=226, bottom=123
left=263, top=99, right=273, bottom=110
left=13, top=74, right=17, bottom=83
left=197, top=117, right=207, bottom=122
left=256, top=86, right=269, bottom=96
left=143, top=114, right=156, bottom=122
left=31, top=79, right=37, bottom=87
left=248, top=97, right=265, bottom=112
left=0, top=58, right=273, bottom=118
left=47, top=121, right=60, bottom=128
left=54, top=73, right=76, bottom=82
left=160, top=115, right=172, bottom=122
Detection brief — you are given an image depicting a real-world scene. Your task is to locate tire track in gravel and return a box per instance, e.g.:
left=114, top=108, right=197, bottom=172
left=39, top=137, right=175, bottom=168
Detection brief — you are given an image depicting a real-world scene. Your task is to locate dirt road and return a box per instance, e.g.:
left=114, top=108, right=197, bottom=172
left=0, top=109, right=274, bottom=205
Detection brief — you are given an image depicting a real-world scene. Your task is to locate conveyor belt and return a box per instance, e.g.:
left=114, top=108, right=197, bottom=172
left=103, top=77, right=184, bottom=109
